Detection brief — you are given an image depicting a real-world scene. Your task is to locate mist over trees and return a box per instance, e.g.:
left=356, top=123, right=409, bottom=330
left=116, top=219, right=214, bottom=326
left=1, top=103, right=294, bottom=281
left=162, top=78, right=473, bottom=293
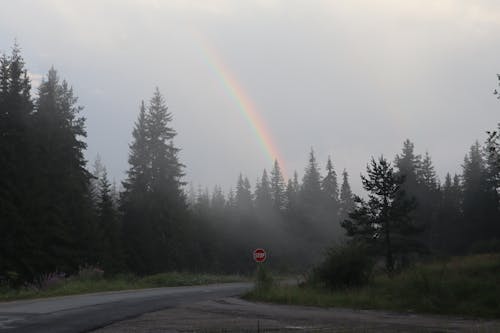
left=1, top=46, right=499, bottom=284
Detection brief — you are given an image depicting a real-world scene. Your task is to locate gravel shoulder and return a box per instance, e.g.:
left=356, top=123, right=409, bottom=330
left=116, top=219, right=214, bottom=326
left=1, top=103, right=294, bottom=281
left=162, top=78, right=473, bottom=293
left=92, top=296, right=500, bottom=332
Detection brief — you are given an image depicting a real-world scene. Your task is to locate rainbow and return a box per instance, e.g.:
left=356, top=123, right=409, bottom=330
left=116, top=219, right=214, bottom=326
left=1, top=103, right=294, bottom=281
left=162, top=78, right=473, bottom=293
left=193, top=33, right=287, bottom=177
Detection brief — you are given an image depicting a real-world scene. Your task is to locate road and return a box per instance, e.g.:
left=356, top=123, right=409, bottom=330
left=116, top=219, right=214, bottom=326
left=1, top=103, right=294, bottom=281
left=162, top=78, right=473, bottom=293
left=0, top=283, right=252, bottom=332
left=1, top=283, right=500, bottom=332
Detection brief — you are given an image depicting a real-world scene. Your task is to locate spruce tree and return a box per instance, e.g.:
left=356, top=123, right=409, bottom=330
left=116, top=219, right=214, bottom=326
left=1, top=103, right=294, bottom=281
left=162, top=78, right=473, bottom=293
left=339, top=169, right=355, bottom=222
left=121, top=88, right=186, bottom=274
left=436, top=173, right=464, bottom=253
left=32, top=67, right=95, bottom=274
left=462, top=142, right=498, bottom=245
left=211, top=185, right=226, bottom=213
left=285, top=172, right=300, bottom=214
left=122, top=101, right=149, bottom=197
left=97, top=169, right=123, bottom=274
left=300, top=148, right=323, bottom=209
left=255, top=169, right=272, bottom=212
left=235, top=174, right=253, bottom=213
left=322, top=156, right=340, bottom=215
left=195, top=186, right=210, bottom=214
left=270, top=160, right=286, bottom=211
left=0, top=45, right=34, bottom=283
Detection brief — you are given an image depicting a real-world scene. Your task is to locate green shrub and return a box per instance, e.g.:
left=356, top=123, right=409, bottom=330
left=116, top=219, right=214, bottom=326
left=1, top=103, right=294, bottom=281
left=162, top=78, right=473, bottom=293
left=255, top=265, right=274, bottom=291
left=312, top=242, right=374, bottom=289
left=469, top=239, right=500, bottom=254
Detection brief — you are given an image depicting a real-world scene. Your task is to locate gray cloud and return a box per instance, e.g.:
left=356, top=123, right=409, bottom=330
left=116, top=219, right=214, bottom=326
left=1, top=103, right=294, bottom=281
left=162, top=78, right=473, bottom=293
left=1, top=0, right=499, bottom=194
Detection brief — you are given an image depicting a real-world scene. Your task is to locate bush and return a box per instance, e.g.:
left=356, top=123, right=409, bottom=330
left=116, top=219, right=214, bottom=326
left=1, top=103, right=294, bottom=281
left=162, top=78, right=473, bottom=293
left=468, top=239, right=500, bottom=254
left=71, top=265, right=104, bottom=281
left=312, top=242, right=374, bottom=289
left=255, top=265, right=274, bottom=291
left=31, top=271, right=66, bottom=290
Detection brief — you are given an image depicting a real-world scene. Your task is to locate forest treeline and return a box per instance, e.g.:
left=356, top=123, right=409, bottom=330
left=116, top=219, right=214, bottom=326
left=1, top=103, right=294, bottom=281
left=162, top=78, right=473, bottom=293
left=1, top=46, right=499, bottom=285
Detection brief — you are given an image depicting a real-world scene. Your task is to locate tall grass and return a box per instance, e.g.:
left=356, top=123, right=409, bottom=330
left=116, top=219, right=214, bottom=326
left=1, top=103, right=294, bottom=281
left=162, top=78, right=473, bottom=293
left=0, top=271, right=246, bottom=302
left=245, top=254, right=500, bottom=318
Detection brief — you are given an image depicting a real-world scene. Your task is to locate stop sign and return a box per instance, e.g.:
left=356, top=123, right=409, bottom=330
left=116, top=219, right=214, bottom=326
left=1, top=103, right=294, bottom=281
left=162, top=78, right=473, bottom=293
left=253, top=248, right=267, bottom=263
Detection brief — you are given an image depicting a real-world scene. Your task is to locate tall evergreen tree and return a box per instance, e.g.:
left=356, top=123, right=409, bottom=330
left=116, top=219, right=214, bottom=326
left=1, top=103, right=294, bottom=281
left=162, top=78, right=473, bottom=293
left=418, top=152, right=439, bottom=191
left=416, top=151, right=441, bottom=250
left=211, top=185, right=226, bottom=213
left=395, top=140, right=441, bottom=251
left=342, top=156, right=419, bottom=274
left=395, top=139, right=421, bottom=189
left=339, top=169, right=355, bottom=222
left=300, top=148, right=323, bottom=209
left=121, top=88, right=186, bottom=274
left=96, top=169, right=123, bottom=274
left=436, top=173, right=464, bottom=253
left=146, top=89, right=184, bottom=196
left=285, top=172, right=300, bottom=214
left=235, top=174, right=253, bottom=213
left=270, top=160, right=286, bottom=212
left=485, top=127, right=500, bottom=200
left=122, top=101, right=149, bottom=196
left=90, top=154, right=106, bottom=206
left=31, top=67, right=95, bottom=274
left=195, top=186, right=211, bottom=214
left=462, top=142, right=498, bottom=245
left=0, top=45, right=34, bottom=283
left=322, top=156, right=340, bottom=215
left=255, top=169, right=272, bottom=212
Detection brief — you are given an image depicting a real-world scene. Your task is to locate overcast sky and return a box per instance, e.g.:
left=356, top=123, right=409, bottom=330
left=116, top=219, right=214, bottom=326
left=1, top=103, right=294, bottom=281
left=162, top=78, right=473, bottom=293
left=1, top=0, right=499, bottom=194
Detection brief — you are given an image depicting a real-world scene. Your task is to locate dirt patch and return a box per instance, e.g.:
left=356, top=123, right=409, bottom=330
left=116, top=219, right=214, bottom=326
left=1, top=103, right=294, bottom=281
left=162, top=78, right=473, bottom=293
left=91, top=297, right=500, bottom=332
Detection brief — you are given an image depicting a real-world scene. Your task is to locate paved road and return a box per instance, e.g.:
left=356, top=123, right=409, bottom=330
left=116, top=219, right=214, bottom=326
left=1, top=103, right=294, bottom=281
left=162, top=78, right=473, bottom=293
left=2, top=283, right=500, bottom=332
left=0, top=283, right=252, bottom=332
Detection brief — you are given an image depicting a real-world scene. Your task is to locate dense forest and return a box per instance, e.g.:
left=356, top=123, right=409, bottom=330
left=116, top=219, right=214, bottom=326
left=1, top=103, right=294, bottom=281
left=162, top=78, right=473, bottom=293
left=1, top=46, right=499, bottom=285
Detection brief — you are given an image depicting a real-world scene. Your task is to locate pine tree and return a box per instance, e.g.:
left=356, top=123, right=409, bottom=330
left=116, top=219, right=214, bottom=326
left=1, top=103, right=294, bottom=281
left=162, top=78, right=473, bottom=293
left=485, top=127, right=500, bottom=201
left=285, top=172, right=300, bottom=214
left=436, top=173, right=464, bottom=253
left=255, top=169, right=272, bottom=212
left=235, top=174, right=253, bottom=213
left=211, top=185, right=226, bottom=213
left=0, top=45, right=34, bottom=283
left=300, top=148, right=323, bottom=209
left=270, top=160, right=286, bottom=211
left=342, top=156, right=419, bottom=274
left=97, top=169, right=123, bottom=274
left=395, top=140, right=442, bottom=251
left=121, top=88, right=186, bottom=274
left=90, top=154, right=106, bottom=206
left=122, top=101, right=149, bottom=197
left=195, top=186, right=210, bottom=214
left=416, top=151, right=441, bottom=250
left=31, top=67, right=95, bottom=274
left=395, top=139, right=421, bottom=189
left=146, top=88, right=184, bottom=196
left=339, top=169, right=355, bottom=222
left=226, top=188, right=236, bottom=211
left=462, top=142, right=498, bottom=245
left=418, top=152, right=439, bottom=191
left=322, top=156, right=340, bottom=215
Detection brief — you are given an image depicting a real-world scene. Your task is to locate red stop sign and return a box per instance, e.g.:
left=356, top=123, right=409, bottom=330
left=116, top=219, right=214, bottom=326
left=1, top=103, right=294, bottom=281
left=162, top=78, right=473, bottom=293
left=253, top=248, right=267, bottom=263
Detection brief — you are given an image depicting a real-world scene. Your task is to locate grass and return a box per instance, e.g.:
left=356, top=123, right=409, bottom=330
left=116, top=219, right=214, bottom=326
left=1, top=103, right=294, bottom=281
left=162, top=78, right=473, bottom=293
left=0, top=272, right=246, bottom=302
left=245, top=253, right=500, bottom=318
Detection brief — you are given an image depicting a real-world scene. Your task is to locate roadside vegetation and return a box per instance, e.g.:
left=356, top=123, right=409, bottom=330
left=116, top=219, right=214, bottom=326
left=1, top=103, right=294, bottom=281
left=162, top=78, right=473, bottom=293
left=0, top=268, right=245, bottom=302
left=246, top=253, right=500, bottom=318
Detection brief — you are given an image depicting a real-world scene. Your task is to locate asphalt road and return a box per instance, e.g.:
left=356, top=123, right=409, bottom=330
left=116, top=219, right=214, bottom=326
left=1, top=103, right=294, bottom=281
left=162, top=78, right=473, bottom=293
left=0, top=282, right=252, bottom=333
left=2, top=283, right=500, bottom=332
